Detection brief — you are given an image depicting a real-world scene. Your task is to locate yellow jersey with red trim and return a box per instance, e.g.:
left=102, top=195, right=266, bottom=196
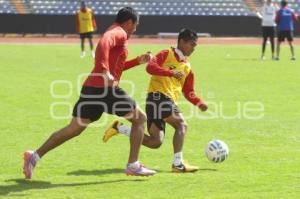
left=148, top=48, right=191, bottom=102
left=77, top=8, right=95, bottom=33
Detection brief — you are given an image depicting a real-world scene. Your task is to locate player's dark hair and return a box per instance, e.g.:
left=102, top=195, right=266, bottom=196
left=115, top=7, right=139, bottom=24
left=178, top=28, right=198, bottom=43
left=81, top=1, right=86, bottom=8
left=281, top=0, right=287, bottom=7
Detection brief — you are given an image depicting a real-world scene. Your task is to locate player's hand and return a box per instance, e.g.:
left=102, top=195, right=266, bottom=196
left=137, top=51, right=153, bottom=64
left=256, top=11, right=262, bottom=19
left=172, top=70, right=184, bottom=80
left=199, top=103, right=208, bottom=112
left=103, top=70, right=115, bottom=87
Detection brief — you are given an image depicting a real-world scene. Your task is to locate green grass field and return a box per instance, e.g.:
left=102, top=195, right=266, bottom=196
left=0, top=42, right=300, bottom=198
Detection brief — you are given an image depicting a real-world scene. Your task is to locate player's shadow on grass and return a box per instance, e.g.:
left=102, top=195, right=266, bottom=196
left=158, top=168, right=217, bottom=173
left=198, top=168, right=218, bottom=171
left=0, top=178, right=145, bottom=196
left=67, top=168, right=124, bottom=176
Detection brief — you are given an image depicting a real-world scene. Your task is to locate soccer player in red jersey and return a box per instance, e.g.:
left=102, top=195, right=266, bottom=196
left=103, top=29, right=208, bottom=173
left=23, top=7, right=156, bottom=179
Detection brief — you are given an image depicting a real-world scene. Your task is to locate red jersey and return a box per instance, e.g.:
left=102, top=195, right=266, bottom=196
left=84, top=23, right=139, bottom=87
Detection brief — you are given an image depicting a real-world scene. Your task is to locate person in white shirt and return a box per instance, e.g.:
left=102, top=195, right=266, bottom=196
left=257, top=0, right=278, bottom=60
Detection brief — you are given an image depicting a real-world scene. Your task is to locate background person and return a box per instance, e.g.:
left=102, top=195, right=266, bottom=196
left=76, top=1, right=97, bottom=58
left=275, top=0, right=298, bottom=60
left=256, top=0, right=278, bottom=60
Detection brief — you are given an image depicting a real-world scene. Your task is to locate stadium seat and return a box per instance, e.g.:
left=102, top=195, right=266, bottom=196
left=1, top=0, right=299, bottom=16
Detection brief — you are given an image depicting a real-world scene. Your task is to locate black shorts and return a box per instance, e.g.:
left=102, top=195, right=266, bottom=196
left=146, top=92, right=181, bottom=131
left=72, top=86, right=136, bottom=122
left=79, top=32, right=93, bottom=39
left=262, top=26, right=275, bottom=38
left=277, top=31, right=293, bottom=42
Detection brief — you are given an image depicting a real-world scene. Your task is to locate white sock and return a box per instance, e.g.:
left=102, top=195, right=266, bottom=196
left=127, top=161, right=140, bottom=169
left=173, top=152, right=183, bottom=166
left=33, top=151, right=40, bottom=162
left=117, top=124, right=131, bottom=137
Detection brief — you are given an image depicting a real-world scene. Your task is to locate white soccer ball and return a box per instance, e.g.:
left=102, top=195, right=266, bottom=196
left=205, top=140, right=229, bottom=163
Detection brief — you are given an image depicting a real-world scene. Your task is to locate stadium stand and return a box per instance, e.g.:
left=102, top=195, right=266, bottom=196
left=1, top=0, right=254, bottom=16
left=1, top=0, right=299, bottom=16
left=244, top=0, right=263, bottom=12
left=26, top=0, right=254, bottom=16
left=0, top=0, right=16, bottom=14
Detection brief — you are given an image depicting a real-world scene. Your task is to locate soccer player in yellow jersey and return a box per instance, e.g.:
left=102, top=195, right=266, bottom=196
left=76, top=1, right=97, bottom=58
left=103, top=29, right=208, bottom=172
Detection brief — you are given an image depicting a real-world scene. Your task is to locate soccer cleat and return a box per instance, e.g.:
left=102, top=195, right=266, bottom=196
left=23, top=150, right=37, bottom=179
left=172, top=161, right=199, bottom=173
left=91, top=51, right=95, bottom=58
left=274, top=57, right=280, bottom=61
left=125, top=164, right=156, bottom=176
left=102, top=120, right=120, bottom=143
left=291, top=57, right=296, bottom=61
left=261, top=56, right=266, bottom=60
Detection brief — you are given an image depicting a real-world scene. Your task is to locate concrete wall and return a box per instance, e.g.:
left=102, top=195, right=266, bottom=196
left=0, top=14, right=299, bottom=36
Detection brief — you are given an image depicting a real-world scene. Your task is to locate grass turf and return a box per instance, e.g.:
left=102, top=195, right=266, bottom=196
left=0, top=43, right=299, bottom=198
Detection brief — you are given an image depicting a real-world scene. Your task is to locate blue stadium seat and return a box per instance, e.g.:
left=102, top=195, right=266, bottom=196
left=1, top=0, right=299, bottom=16
left=0, top=0, right=17, bottom=13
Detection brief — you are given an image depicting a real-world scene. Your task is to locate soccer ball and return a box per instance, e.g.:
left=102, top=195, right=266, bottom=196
left=205, top=140, right=229, bottom=163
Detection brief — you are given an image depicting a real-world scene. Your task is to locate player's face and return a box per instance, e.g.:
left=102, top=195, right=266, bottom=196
left=126, top=20, right=139, bottom=38
left=81, top=2, right=86, bottom=9
left=181, top=39, right=197, bottom=56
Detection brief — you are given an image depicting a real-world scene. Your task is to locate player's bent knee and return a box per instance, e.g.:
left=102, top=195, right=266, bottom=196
left=152, top=142, right=162, bottom=149
left=151, top=138, right=163, bottom=149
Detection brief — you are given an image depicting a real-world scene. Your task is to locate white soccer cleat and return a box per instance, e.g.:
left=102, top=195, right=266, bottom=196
left=125, top=164, right=156, bottom=176
left=23, top=150, right=37, bottom=179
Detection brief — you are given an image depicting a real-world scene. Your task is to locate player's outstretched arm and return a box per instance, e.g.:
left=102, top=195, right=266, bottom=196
left=92, top=11, right=97, bottom=31
left=255, top=6, right=263, bottom=19
left=137, top=51, right=152, bottom=64
left=123, top=51, right=152, bottom=71
left=146, top=50, right=174, bottom=76
left=182, top=71, right=208, bottom=112
left=292, top=10, right=298, bottom=22
left=256, top=11, right=262, bottom=19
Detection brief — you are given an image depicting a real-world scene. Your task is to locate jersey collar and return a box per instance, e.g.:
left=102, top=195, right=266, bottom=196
left=174, top=48, right=186, bottom=62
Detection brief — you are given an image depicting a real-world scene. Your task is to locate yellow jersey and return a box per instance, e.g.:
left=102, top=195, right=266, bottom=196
left=148, top=48, right=191, bottom=102
left=77, top=8, right=95, bottom=33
